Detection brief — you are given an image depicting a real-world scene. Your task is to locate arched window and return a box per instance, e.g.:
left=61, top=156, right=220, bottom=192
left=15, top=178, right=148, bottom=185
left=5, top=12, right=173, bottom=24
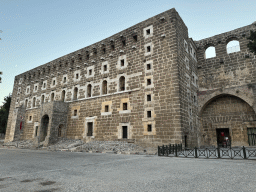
left=102, top=80, right=107, bottom=95
left=73, top=87, right=78, bottom=100
left=226, top=40, right=240, bottom=54
left=51, top=93, right=54, bottom=102
left=119, top=76, right=125, bottom=91
left=205, top=46, right=216, bottom=59
left=32, top=97, right=36, bottom=107
left=87, top=84, right=92, bottom=98
left=61, top=90, right=66, bottom=102
left=41, top=95, right=45, bottom=104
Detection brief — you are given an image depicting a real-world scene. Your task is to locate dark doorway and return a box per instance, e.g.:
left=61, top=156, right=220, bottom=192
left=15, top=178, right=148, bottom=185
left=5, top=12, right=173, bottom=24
left=41, top=115, right=49, bottom=142
left=87, top=122, right=93, bottom=136
left=184, top=135, right=188, bottom=148
left=122, top=126, right=127, bottom=139
left=216, top=128, right=231, bottom=147
left=58, top=124, right=64, bottom=137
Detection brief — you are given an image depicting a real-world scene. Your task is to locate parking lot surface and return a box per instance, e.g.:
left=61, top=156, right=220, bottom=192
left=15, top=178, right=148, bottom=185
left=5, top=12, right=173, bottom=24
left=0, top=148, right=255, bottom=192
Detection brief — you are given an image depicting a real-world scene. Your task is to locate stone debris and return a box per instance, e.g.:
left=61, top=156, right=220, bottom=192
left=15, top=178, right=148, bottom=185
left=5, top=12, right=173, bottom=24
left=0, top=138, right=157, bottom=155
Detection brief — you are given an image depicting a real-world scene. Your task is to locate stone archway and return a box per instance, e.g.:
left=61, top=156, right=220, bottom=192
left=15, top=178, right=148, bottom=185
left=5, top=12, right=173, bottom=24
left=40, top=115, right=49, bottom=142
left=199, top=94, right=256, bottom=147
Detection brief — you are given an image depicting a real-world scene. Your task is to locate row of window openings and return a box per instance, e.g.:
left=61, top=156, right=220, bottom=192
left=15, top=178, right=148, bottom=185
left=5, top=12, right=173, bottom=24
left=205, top=40, right=240, bottom=59
left=23, top=60, right=153, bottom=94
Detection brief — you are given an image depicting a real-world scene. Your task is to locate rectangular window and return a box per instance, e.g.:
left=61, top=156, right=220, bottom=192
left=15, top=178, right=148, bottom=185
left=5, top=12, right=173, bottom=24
left=29, top=116, right=32, bottom=121
left=102, top=48, right=106, bottom=54
left=43, top=83, right=46, bottom=88
left=35, top=126, right=38, bottom=137
left=111, top=44, right=115, bottom=50
left=123, top=103, right=128, bottom=110
left=147, top=124, right=152, bottom=132
left=147, top=79, right=151, bottom=86
left=122, top=40, right=126, bottom=46
left=147, top=111, right=152, bottom=118
left=133, top=35, right=137, bottom=42
left=146, top=29, right=150, bottom=35
left=147, top=63, right=151, bottom=70
left=74, top=110, right=77, bottom=116
left=147, top=94, right=151, bottom=101
left=87, top=122, right=93, bottom=136
left=105, top=105, right=109, bottom=112
left=103, top=65, right=107, bottom=71
left=147, top=46, right=151, bottom=52
left=76, top=74, right=79, bottom=79
left=121, top=59, right=125, bottom=67
left=122, top=126, right=127, bottom=139
left=64, top=77, right=67, bottom=83
left=89, top=69, right=92, bottom=76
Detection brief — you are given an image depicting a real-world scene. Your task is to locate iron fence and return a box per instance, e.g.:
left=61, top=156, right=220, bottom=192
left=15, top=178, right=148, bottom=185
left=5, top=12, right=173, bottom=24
left=158, top=144, right=256, bottom=160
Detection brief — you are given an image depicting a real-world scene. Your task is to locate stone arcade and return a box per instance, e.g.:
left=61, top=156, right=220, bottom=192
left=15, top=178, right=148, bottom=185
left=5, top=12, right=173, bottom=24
left=4, top=8, right=256, bottom=148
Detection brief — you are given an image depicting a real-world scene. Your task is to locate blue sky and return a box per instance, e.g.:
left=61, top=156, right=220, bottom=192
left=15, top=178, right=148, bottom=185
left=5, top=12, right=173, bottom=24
left=0, top=0, right=255, bottom=104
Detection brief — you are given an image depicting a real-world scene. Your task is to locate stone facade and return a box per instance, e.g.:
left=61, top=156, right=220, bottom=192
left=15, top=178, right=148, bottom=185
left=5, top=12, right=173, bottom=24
left=4, top=8, right=256, bottom=148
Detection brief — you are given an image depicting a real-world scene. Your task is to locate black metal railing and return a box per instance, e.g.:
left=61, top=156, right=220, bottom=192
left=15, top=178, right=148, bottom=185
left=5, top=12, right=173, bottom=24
left=158, top=144, right=256, bottom=160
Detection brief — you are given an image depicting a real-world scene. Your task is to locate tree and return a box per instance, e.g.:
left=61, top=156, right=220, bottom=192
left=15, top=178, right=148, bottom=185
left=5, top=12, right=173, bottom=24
left=247, top=30, right=256, bottom=55
left=0, top=94, right=12, bottom=134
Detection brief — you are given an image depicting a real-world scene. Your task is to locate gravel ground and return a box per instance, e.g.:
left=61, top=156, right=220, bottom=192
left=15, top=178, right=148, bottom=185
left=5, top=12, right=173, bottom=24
left=0, top=147, right=256, bottom=192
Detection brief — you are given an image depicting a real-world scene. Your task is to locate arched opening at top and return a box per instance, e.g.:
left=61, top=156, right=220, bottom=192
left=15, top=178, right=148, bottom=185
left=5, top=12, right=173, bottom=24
left=226, top=40, right=240, bottom=54
left=205, top=46, right=216, bottom=59
left=102, top=80, right=107, bottom=95
left=40, top=115, right=49, bottom=142
left=41, top=95, right=45, bottom=105
left=73, top=87, right=78, bottom=100
left=61, top=90, right=66, bottom=102
left=119, top=76, right=125, bottom=91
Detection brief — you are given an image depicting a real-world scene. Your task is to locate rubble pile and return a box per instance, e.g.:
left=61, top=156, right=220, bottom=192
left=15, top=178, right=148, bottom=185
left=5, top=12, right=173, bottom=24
left=1, top=138, right=157, bottom=155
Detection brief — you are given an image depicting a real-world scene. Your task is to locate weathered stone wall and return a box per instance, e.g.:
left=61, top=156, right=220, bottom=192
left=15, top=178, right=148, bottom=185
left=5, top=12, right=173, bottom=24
left=196, top=22, right=256, bottom=147
left=5, top=8, right=189, bottom=148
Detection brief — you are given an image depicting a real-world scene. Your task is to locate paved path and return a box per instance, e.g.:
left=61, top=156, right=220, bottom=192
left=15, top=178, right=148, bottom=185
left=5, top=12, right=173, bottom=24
left=0, top=148, right=255, bottom=192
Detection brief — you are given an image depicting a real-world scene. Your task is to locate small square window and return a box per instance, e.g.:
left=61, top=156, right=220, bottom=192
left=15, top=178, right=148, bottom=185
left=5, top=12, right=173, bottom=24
left=147, top=64, right=151, bottom=70
left=74, top=110, right=77, bottom=116
left=123, top=103, right=128, bottom=110
left=103, top=65, right=107, bottom=71
left=147, top=79, right=151, bottom=86
left=147, top=111, right=151, bottom=118
left=121, top=59, right=125, bottom=67
left=105, top=105, right=109, bottom=112
left=133, top=35, right=137, bottom=42
left=146, top=29, right=150, bottom=35
left=89, top=69, right=92, bottom=76
left=147, top=94, right=151, bottom=101
left=147, top=124, right=152, bottom=132
left=147, top=46, right=151, bottom=52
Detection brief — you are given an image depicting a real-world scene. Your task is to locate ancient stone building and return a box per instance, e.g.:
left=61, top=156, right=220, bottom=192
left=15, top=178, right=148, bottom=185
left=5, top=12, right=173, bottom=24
left=4, top=8, right=256, bottom=148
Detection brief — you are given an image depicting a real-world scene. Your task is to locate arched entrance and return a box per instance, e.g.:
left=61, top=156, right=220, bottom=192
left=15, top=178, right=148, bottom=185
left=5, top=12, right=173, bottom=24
left=199, top=94, right=256, bottom=147
left=40, top=115, right=49, bottom=142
